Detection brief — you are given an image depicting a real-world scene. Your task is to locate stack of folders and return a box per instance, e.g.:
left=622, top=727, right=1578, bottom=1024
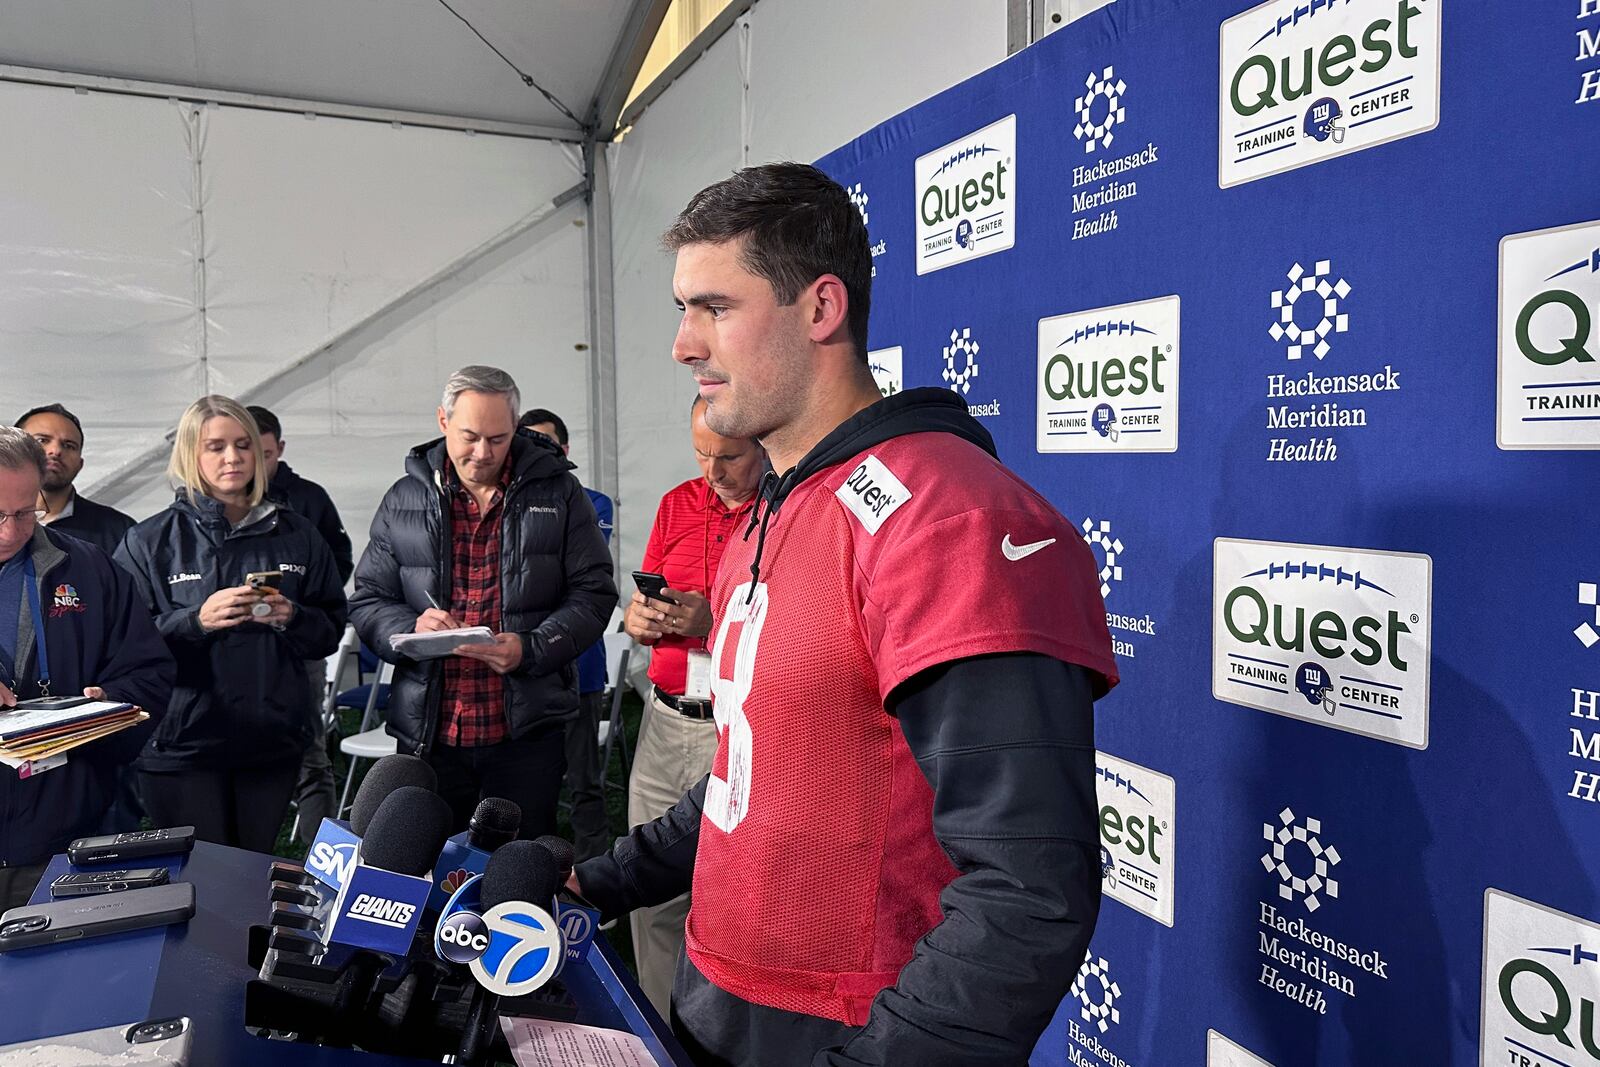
left=0, top=700, right=147, bottom=778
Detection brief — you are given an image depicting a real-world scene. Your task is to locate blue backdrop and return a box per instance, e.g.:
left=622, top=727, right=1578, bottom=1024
left=816, top=1, right=1599, bottom=1063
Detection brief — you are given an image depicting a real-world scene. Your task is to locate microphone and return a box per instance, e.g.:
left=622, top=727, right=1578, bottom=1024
left=532, top=835, right=575, bottom=890
left=426, top=797, right=521, bottom=913
left=452, top=841, right=565, bottom=1066
left=531, top=835, right=600, bottom=974
left=325, top=785, right=453, bottom=955
left=305, top=754, right=438, bottom=892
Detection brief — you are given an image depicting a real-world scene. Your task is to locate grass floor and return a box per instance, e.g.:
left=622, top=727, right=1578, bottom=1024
left=270, top=689, right=646, bottom=976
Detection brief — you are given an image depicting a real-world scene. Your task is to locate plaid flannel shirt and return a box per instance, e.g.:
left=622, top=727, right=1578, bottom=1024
left=438, top=463, right=511, bottom=747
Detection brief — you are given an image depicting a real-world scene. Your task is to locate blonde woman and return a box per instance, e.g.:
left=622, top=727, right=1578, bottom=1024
left=115, top=396, right=346, bottom=852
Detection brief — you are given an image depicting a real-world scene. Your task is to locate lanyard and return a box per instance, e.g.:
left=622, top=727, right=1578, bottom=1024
left=1, top=555, right=50, bottom=697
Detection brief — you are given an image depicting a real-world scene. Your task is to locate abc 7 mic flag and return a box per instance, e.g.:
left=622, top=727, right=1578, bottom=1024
left=435, top=877, right=563, bottom=997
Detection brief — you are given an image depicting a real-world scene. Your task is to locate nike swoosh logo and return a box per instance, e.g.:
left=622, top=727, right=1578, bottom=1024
left=1001, top=534, right=1057, bottom=562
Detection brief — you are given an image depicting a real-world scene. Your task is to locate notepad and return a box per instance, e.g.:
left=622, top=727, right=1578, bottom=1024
left=0, top=700, right=136, bottom=743
left=389, top=627, right=496, bottom=660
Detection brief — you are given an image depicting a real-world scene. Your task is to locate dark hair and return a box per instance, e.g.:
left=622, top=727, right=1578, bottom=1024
left=519, top=408, right=568, bottom=446
left=663, top=162, right=871, bottom=359
left=247, top=405, right=282, bottom=441
left=15, top=403, right=84, bottom=443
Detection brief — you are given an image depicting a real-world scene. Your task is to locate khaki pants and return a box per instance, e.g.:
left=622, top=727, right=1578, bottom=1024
left=627, top=690, right=719, bottom=1019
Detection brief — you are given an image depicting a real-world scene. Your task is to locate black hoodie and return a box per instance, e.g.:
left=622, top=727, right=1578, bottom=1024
left=576, top=389, right=1109, bottom=1067
left=268, top=462, right=354, bottom=585
left=116, top=494, right=347, bottom=772
left=348, top=431, right=618, bottom=754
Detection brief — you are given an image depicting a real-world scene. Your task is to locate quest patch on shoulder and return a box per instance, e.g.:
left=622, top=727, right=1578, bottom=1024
left=836, top=454, right=911, bottom=535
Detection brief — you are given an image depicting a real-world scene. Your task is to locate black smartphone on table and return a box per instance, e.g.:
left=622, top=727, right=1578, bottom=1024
left=0, top=882, right=195, bottom=951
left=50, top=867, right=171, bottom=899
left=67, top=826, right=196, bottom=866
left=632, top=571, right=679, bottom=605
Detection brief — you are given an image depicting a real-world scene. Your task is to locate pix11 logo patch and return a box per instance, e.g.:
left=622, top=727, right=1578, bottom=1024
left=1219, top=0, right=1441, bottom=188
left=1208, top=1030, right=1277, bottom=1067
left=1497, top=218, right=1600, bottom=450
left=1038, top=295, right=1179, bottom=454
left=1096, top=752, right=1175, bottom=927
left=1481, top=889, right=1600, bottom=1067
left=914, top=115, right=1015, bottom=275
left=1213, top=538, right=1431, bottom=749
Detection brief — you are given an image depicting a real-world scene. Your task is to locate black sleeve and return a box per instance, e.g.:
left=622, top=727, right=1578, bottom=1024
left=517, top=480, right=618, bottom=675
left=349, top=490, right=421, bottom=664
left=280, top=527, right=348, bottom=660
left=572, top=775, right=706, bottom=921
left=83, top=555, right=176, bottom=764
left=816, top=653, right=1101, bottom=1067
left=309, top=483, right=355, bottom=586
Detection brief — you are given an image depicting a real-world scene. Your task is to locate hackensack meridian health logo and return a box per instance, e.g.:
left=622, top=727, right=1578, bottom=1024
left=942, top=327, right=1000, bottom=419
left=1497, top=217, right=1600, bottom=450
left=1480, top=889, right=1600, bottom=1067
left=914, top=114, right=1015, bottom=275
left=1213, top=538, right=1432, bottom=749
left=1038, top=295, right=1179, bottom=454
left=1096, top=752, right=1175, bottom=927
left=1218, top=0, right=1441, bottom=188
left=847, top=180, right=889, bottom=278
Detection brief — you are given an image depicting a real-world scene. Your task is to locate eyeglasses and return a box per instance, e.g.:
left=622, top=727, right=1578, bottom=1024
left=0, top=509, right=45, bottom=528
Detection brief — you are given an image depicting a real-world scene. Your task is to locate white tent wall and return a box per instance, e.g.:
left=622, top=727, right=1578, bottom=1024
left=0, top=78, right=590, bottom=568
left=604, top=0, right=1009, bottom=584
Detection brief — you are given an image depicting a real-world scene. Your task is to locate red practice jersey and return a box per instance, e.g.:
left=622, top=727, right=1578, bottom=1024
left=684, top=430, right=1117, bottom=1026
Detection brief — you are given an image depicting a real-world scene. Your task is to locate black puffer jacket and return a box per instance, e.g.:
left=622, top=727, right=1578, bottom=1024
left=348, top=432, right=617, bottom=754
left=115, top=494, right=347, bottom=771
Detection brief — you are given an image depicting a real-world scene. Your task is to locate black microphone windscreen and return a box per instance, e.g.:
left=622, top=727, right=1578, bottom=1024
left=532, top=835, right=575, bottom=877
left=480, top=840, right=560, bottom=909
left=349, top=754, right=438, bottom=835
left=359, top=786, right=454, bottom=876
left=469, top=797, right=522, bottom=842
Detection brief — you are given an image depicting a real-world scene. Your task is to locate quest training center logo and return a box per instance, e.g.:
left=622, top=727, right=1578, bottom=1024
left=1480, top=889, right=1600, bottom=1067
left=868, top=346, right=902, bottom=399
left=1497, top=217, right=1600, bottom=450
left=1096, top=752, right=1176, bottom=927
left=1218, top=0, right=1441, bottom=188
left=1212, top=538, right=1432, bottom=749
left=1207, top=1030, right=1277, bottom=1067
left=1038, top=295, right=1179, bottom=454
left=914, top=114, right=1015, bottom=275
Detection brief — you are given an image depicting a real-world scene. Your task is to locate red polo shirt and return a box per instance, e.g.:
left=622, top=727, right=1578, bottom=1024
left=640, top=478, right=757, bottom=695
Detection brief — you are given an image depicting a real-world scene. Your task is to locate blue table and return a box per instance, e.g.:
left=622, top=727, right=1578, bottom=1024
left=0, top=842, right=692, bottom=1066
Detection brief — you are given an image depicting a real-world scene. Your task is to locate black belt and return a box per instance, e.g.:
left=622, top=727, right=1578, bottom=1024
left=654, top=686, right=714, bottom=720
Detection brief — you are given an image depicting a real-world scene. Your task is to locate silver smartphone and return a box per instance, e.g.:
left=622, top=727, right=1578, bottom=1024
left=0, top=1016, right=191, bottom=1065
left=0, top=881, right=194, bottom=951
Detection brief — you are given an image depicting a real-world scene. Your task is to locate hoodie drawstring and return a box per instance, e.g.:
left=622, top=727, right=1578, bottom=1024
left=744, top=469, right=789, bottom=604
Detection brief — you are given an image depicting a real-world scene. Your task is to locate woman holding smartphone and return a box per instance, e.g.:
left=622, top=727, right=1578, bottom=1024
left=115, top=396, right=346, bottom=851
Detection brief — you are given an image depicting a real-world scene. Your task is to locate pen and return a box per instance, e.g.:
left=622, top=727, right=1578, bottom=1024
left=425, top=591, right=442, bottom=611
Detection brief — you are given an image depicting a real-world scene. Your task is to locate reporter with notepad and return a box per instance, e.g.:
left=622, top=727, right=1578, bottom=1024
left=115, top=397, right=346, bottom=853
left=0, top=428, right=174, bottom=908
left=349, top=366, right=616, bottom=841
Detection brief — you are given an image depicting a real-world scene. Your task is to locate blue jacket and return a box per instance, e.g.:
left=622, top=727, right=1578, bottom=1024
left=0, top=527, right=175, bottom=866
left=576, top=487, right=614, bottom=695
left=115, top=494, right=347, bottom=772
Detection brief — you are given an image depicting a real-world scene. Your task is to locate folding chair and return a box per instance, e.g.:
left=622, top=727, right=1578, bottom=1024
left=598, top=631, right=635, bottom=802
left=290, top=625, right=360, bottom=842
left=335, top=661, right=397, bottom=819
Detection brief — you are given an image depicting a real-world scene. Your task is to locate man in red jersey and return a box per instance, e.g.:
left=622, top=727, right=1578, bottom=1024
left=622, top=395, right=766, bottom=1016
left=573, top=163, right=1117, bottom=1066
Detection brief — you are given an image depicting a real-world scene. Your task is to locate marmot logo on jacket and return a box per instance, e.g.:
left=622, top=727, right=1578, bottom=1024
left=526, top=505, right=559, bottom=516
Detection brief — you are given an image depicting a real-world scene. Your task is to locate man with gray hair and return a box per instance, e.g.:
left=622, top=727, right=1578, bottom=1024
left=0, top=428, right=173, bottom=906
left=350, top=366, right=617, bottom=837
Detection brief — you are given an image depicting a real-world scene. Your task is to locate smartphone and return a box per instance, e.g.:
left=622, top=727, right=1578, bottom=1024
left=51, top=867, right=170, bottom=899
left=631, top=570, right=679, bottom=606
left=68, top=825, right=196, bottom=866
left=244, top=570, right=282, bottom=593
left=11, top=695, right=94, bottom=712
left=0, top=1017, right=191, bottom=1065
left=0, top=882, right=195, bottom=951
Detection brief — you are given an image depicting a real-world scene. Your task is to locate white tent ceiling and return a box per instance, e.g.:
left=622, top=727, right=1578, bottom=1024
left=0, top=0, right=656, bottom=135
